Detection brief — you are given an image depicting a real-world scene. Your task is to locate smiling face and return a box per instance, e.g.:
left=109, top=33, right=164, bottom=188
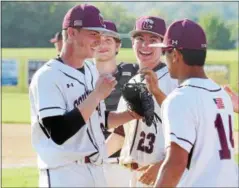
left=94, top=35, right=121, bottom=62
left=132, top=32, right=163, bottom=69
left=67, top=28, right=102, bottom=59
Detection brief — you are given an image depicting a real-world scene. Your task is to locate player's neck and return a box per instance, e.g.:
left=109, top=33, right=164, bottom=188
left=95, top=58, right=117, bottom=75
left=139, top=59, right=161, bottom=70
left=60, top=48, right=84, bottom=69
left=178, top=67, right=208, bottom=84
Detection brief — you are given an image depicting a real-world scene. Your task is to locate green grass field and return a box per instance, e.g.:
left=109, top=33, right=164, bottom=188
left=2, top=168, right=38, bottom=188
left=2, top=93, right=31, bottom=124
left=2, top=92, right=239, bottom=131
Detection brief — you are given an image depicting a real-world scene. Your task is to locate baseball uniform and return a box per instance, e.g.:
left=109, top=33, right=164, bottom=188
left=161, top=78, right=238, bottom=187
left=117, top=63, right=178, bottom=187
left=29, top=58, right=107, bottom=187
left=102, top=62, right=139, bottom=187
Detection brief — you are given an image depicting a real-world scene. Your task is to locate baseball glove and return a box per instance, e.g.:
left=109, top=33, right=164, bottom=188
left=121, top=82, right=155, bottom=126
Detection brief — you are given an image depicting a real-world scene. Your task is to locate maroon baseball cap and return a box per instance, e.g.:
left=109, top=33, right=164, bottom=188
left=149, top=19, right=207, bottom=50
left=102, top=20, right=120, bottom=40
left=49, top=31, right=62, bottom=43
left=62, top=4, right=108, bottom=32
left=130, top=16, right=166, bottom=38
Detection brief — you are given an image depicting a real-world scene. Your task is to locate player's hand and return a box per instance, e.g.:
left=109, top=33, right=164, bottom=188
left=223, top=85, right=239, bottom=113
left=137, top=161, right=163, bottom=185
left=95, top=74, right=117, bottom=100
left=139, top=68, right=161, bottom=96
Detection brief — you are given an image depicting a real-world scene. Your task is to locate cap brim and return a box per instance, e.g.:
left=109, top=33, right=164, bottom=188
left=83, top=27, right=110, bottom=33
left=129, top=30, right=164, bottom=39
left=102, top=30, right=120, bottom=40
left=148, top=43, right=168, bottom=48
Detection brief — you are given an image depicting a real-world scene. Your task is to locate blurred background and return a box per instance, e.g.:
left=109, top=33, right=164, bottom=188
left=1, top=1, right=239, bottom=187
left=2, top=1, right=239, bottom=48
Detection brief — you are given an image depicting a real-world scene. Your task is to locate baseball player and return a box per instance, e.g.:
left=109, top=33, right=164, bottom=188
left=148, top=19, right=238, bottom=187
left=94, top=20, right=138, bottom=187
left=224, top=85, right=239, bottom=113
left=107, top=16, right=178, bottom=187
left=29, top=4, right=140, bottom=187
left=49, top=31, right=63, bottom=54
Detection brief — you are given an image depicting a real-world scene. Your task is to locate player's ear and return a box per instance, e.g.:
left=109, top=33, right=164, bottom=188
left=172, top=48, right=178, bottom=63
left=175, top=49, right=184, bottom=64
left=116, top=42, right=121, bottom=52
left=67, top=27, right=76, bottom=39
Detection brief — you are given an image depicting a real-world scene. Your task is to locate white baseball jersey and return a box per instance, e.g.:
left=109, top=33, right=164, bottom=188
left=162, top=78, right=238, bottom=187
left=29, top=59, right=107, bottom=169
left=118, top=65, right=178, bottom=166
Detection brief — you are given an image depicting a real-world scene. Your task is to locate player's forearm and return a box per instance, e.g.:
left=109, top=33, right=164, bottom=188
left=152, top=89, right=166, bottom=106
left=154, top=157, right=185, bottom=187
left=107, top=111, right=134, bottom=129
left=105, top=133, right=125, bottom=156
left=78, top=91, right=101, bottom=122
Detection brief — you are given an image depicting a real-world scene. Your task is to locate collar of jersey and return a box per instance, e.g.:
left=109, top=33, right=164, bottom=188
left=179, top=78, right=220, bottom=90
left=152, top=62, right=166, bottom=72
left=46, top=59, right=86, bottom=78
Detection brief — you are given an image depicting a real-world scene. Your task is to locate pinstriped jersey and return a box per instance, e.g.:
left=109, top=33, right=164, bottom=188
left=118, top=65, right=178, bottom=166
left=29, top=59, right=107, bottom=169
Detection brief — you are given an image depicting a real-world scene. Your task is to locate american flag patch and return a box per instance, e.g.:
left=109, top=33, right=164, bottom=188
left=213, top=98, right=224, bottom=109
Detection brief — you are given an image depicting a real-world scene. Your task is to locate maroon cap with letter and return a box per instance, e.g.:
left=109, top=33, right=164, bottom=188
left=103, top=20, right=120, bottom=40
left=62, top=4, right=107, bottom=32
left=149, top=19, right=207, bottom=50
left=130, top=16, right=166, bottom=38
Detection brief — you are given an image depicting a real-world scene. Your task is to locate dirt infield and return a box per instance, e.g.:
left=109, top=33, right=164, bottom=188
left=2, top=124, right=239, bottom=169
left=2, top=124, right=37, bottom=168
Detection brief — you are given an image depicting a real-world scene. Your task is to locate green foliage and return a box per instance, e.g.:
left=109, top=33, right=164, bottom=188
left=199, top=13, right=235, bottom=49
left=1, top=2, right=238, bottom=49
left=2, top=2, right=73, bottom=47
left=89, top=2, right=136, bottom=48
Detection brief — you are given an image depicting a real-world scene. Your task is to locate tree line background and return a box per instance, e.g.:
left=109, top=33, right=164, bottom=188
left=2, top=1, right=238, bottom=49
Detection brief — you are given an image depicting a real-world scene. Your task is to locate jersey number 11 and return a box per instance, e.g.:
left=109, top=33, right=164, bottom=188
left=215, top=113, right=234, bottom=160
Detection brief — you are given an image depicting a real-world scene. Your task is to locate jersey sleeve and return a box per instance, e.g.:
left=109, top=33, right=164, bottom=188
left=30, top=70, right=66, bottom=120
left=162, top=92, right=196, bottom=153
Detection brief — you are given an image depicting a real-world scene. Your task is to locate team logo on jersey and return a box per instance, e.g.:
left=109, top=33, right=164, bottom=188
left=67, top=83, right=74, bottom=88
left=74, top=90, right=92, bottom=107
left=213, top=98, right=224, bottom=109
left=142, top=19, right=154, bottom=30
